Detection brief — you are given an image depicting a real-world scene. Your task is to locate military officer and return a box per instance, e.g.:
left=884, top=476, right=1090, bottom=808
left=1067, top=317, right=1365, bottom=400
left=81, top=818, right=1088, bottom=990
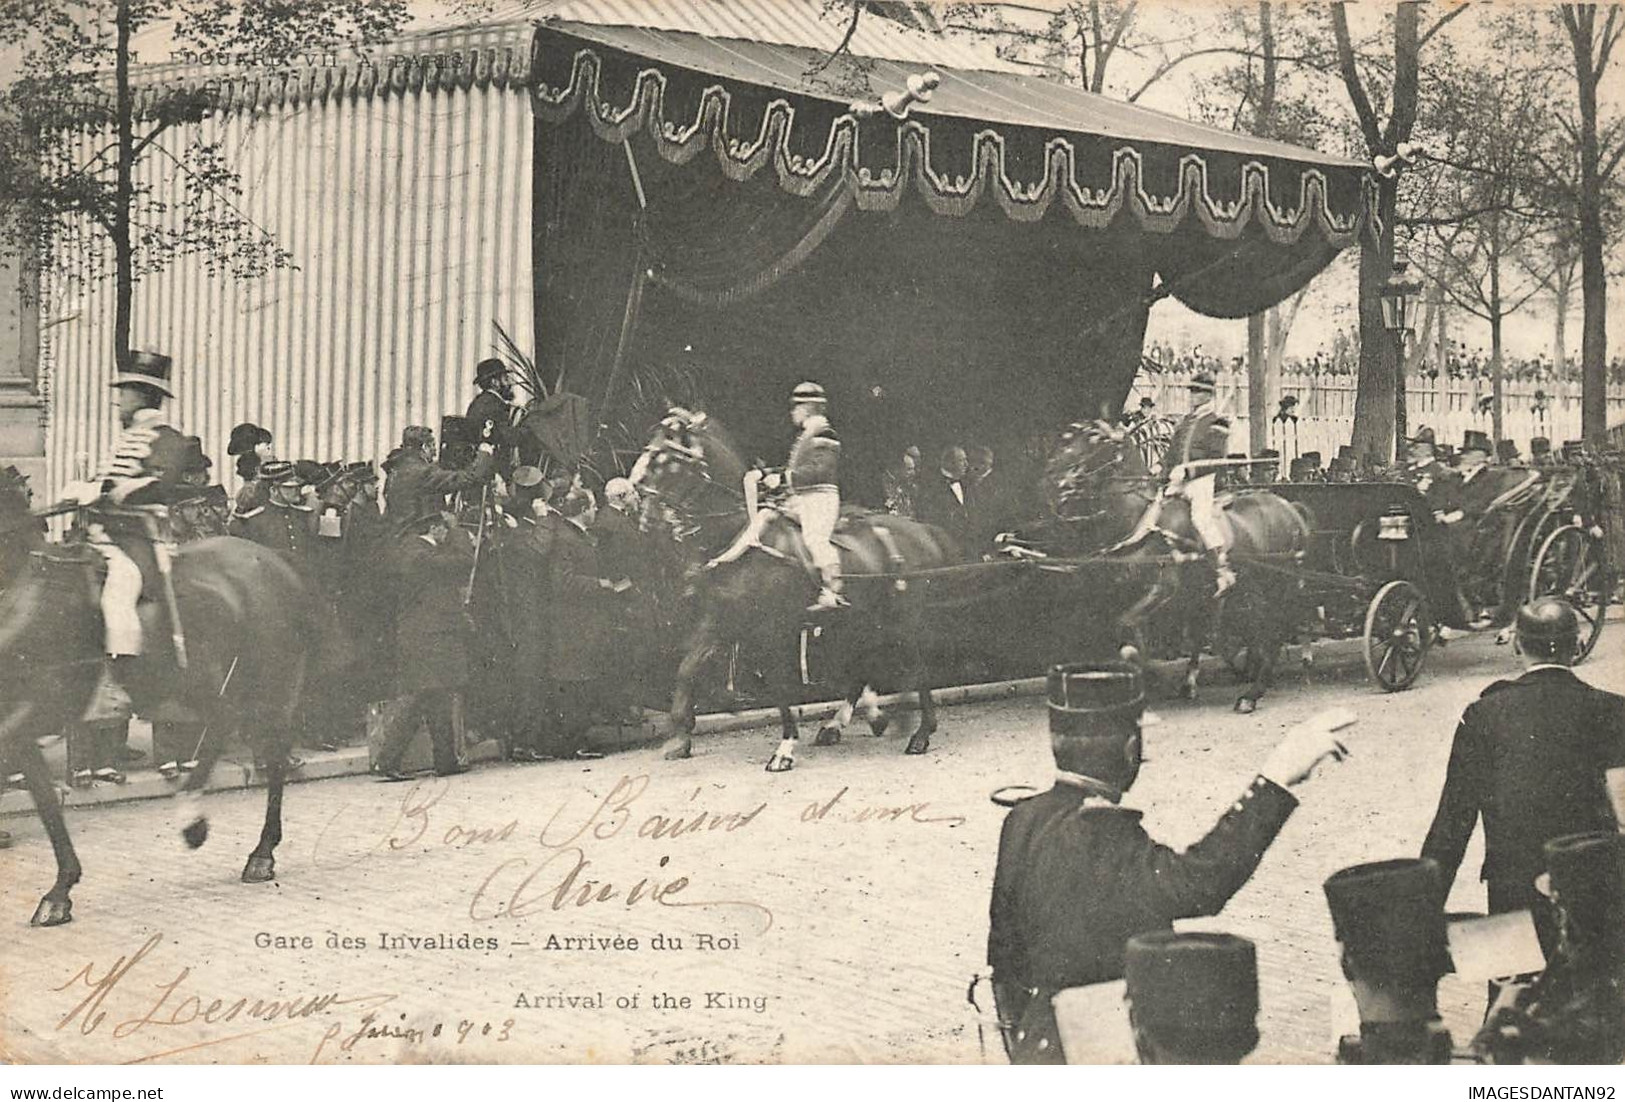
left=1123, top=931, right=1261, bottom=1064
left=1163, top=372, right=1235, bottom=594
left=229, top=460, right=316, bottom=568
left=1324, top=858, right=1455, bottom=1064
left=986, top=660, right=1349, bottom=1063
left=1421, top=597, right=1625, bottom=958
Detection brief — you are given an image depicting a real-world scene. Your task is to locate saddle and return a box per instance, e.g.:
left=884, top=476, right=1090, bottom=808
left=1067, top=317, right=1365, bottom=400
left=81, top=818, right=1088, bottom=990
left=711, top=506, right=902, bottom=581
left=1117, top=488, right=1234, bottom=554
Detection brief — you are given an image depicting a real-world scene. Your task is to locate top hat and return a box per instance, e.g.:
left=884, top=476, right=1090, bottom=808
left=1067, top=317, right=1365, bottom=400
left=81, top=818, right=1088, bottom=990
left=1047, top=661, right=1144, bottom=740
left=1496, top=439, right=1520, bottom=463
left=1462, top=431, right=1492, bottom=456
left=1544, top=832, right=1625, bottom=947
left=110, top=351, right=175, bottom=398
left=1125, top=931, right=1260, bottom=1045
left=1187, top=372, right=1217, bottom=395
left=227, top=422, right=272, bottom=457
left=1530, top=437, right=1552, bottom=457
left=1300, top=451, right=1323, bottom=466
left=474, top=357, right=507, bottom=385
left=258, top=460, right=299, bottom=486
left=1562, top=439, right=1585, bottom=458
left=1408, top=426, right=1437, bottom=447
left=792, top=381, right=828, bottom=404
left=178, top=436, right=211, bottom=475
left=1323, top=858, right=1451, bottom=981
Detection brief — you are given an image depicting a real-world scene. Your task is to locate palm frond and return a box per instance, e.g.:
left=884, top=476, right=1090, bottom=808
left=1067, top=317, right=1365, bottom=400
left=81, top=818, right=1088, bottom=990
left=492, top=319, right=546, bottom=401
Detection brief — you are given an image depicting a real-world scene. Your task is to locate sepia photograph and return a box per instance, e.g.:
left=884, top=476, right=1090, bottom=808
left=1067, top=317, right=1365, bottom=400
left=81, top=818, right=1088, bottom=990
left=0, top=0, right=1623, bottom=1079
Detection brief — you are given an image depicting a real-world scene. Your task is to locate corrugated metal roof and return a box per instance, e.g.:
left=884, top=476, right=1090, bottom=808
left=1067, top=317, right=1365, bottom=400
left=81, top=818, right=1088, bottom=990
left=412, top=0, right=1025, bottom=72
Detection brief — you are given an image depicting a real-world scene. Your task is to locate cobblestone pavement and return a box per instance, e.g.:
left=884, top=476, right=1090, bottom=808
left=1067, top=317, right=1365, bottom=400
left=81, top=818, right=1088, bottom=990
left=2, top=620, right=1620, bottom=1065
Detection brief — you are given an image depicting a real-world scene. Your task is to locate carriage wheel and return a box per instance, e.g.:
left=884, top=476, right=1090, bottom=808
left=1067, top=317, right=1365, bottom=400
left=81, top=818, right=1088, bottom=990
left=1363, top=579, right=1431, bottom=692
left=1528, top=525, right=1611, bottom=661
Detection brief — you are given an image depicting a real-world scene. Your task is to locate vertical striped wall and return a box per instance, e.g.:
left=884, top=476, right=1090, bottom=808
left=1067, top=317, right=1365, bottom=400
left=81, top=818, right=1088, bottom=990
left=40, top=67, right=534, bottom=501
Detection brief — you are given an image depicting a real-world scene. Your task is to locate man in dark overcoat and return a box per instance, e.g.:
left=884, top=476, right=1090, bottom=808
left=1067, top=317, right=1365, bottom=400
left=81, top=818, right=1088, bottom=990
left=381, top=425, right=494, bottom=535
left=535, top=487, right=611, bottom=759
left=987, top=660, right=1349, bottom=1063
left=1421, top=597, right=1625, bottom=956
left=465, top=358, right=518, bottom=476
left=373, top=511, right=476, bottom=779
left=915, top=445, right=973, bottom=553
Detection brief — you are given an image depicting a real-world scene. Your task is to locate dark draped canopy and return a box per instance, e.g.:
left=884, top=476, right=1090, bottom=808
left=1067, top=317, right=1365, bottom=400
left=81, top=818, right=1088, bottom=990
left=530, top=23, right=1376, bottom=500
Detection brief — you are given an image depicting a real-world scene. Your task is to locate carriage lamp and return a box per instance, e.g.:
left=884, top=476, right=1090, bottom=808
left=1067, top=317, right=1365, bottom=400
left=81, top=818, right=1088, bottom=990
left=1380, top=256, right=1424, bottom=335
left=1378, top=511, right=1411, bottom=541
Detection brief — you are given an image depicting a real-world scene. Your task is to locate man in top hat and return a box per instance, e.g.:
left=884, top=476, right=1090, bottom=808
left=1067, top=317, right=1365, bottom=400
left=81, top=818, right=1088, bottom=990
left=1324, top=858, right=1454, bottom=1063
left=1421, top=596, right=1625, bottom=958
left=465, top=358, right=518, bottom=474
left=1496, top=438, right=1521, bottom=466
left=986, top=660, right=1349, bottom=1063
left=1163, top=371, right=1236, bottom=594
left=1124, top=931, right=1260, bottom=1064
left=781, top=381, right=845, bottom=610
left=59, top=351, right=199, bottom=679
left=1530, top=437, right=1553, bottom=465
left=229, top=460, right=317, bottom=572
left=1475, top=831, right=1625, bottom=1064
left=382, top=424, right=495, bottom=534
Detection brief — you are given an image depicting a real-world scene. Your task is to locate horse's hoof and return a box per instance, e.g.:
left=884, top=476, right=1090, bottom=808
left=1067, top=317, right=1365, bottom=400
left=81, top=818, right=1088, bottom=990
left=182, top=817, right=210, bottom=850
left=905, top=733, right=931, bottom=756
left=30, top=897, right=72, bottom=927
left=659, top=737, right=693, bottom=761
left=241, top=856, right=276, bottom=883
left=1495, top=627, right=1514, bottom=646
left=1234, top=697, right=1257, bottom=715
left=765, top=754, right=794, bottom=773
left=867, top=715, right=891, bottom=739
left=814, top=724, right=841, bottom=747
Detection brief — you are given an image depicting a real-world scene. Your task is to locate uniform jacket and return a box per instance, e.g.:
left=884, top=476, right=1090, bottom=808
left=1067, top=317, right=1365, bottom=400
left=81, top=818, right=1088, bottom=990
left=391, top=530, right=476, bottom=693
left=96, top=409, right=196, bottom=507
left=230, top=500, right=317, bottom=568
left=988, top=777, right=1296, bottom=992
left=537, top=516, right=610, bottom=683
left=1422, top=667, right=1625, bottom=899
left=787, top=415, right=840, bottom=490
left=171, top=485, right=232, bottom=543
left=381, top=447, right=494, bottom=532
left=1165, top=407, right=1231, bottom=472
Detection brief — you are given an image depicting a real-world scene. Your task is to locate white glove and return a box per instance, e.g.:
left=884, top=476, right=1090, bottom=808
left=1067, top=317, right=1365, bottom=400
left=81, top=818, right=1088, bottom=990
left=1259, top=707, right=1355, bottom=789
left=762, top=471, right=783, bottom=491
left=61, top=480, right=104, bottom=506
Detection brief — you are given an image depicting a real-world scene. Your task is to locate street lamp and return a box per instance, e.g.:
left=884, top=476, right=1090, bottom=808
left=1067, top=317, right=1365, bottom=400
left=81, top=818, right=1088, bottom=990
left=1380, top=254, right=1423, bottom=455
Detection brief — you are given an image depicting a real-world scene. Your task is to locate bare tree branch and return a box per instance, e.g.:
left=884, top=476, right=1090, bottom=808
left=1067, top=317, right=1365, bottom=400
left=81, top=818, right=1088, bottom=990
left=1331, top=3, right=1382, bottom=149
left=805, top=0, right=864, bottom=76
left=1418, top=3, right=1469, bottom=49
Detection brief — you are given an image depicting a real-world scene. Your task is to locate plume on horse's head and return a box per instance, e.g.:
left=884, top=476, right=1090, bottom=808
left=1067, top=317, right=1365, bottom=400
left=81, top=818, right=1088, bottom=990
left=1043, top=419, right=1152, bottom=520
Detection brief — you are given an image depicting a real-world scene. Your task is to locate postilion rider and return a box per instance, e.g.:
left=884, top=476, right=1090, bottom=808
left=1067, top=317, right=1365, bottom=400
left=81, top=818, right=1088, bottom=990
left=59, top=351, right=199, bottom=693
left=738, top=381, right=846, bottom=612
left=985, top=659, right=1351, bottom=1063
left=1162, top=371, right=1236, bottom=595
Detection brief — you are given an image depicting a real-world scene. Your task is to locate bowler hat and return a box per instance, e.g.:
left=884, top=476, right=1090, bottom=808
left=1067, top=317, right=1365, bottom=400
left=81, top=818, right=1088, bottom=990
left=1126, top=931, right=1260, bottom=1047
left=227, top=422, right=272, bottom=457
left=474, top=357, right=507, bottom=384
left=1323, top=858, right=1451, bottom=981
left=110, top=350, right=175, bottom=398
left=258, top=460, right=299, bottom=486
left=1408, top=426, right=1437, bottom=447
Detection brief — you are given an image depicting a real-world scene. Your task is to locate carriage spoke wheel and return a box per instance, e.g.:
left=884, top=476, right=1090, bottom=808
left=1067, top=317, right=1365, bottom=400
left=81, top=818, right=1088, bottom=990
left=1528, top=525, right=1611, bottom=662
left=1363, top=579, right=1431, bottom=692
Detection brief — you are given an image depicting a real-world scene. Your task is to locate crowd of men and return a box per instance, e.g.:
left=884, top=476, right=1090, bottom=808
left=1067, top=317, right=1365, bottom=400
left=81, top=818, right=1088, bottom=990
left=986, top=596, right=1625, bottom=1064
left=1146, top=336, right=1625, bottom=386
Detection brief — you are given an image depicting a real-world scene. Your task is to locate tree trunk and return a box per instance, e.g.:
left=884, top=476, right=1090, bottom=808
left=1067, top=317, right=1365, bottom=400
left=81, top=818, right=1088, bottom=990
left=1490, top=217, right=1504, bottom=444
left=1247, top=312, right=1268, bottom=454
left=1350, top=179, right=1400, bottom=464
left=1566, top=5, right=1612, bottom=444
left=113, top=0, right=133, bottom=373
left=1553, top=278, right=1567, bottom=374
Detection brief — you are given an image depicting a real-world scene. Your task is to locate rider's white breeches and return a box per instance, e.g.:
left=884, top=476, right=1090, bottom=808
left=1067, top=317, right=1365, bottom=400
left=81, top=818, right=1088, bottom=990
left=789, top=487, right=840, bottom=580
left=1179, top=474, right=1228, bottom=553
left=92, top=539, right=144, bottom=655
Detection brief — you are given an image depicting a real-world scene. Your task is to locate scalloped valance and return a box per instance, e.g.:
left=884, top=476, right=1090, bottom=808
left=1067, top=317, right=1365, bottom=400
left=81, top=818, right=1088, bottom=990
left=531, top=24, right=1378, bottom=247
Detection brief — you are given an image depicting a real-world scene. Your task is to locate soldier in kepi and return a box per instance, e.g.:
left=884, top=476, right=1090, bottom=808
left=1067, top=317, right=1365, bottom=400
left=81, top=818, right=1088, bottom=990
left=59, top=352, right=196, bottom=693
left=767, top=381, right=844, bottom=611
left=1163, top=371, right=1236, bottom=594
left=985, top=659, right=1351, bottom=1063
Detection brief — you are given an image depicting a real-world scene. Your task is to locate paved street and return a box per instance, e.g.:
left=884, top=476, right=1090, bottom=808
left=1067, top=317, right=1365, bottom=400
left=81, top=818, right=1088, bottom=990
left=2, top=617, right=1620, bottom=1065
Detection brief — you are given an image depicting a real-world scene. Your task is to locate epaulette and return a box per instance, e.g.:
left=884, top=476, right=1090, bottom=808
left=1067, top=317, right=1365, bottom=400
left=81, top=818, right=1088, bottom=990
left=234, top=506, right=264, bottom=519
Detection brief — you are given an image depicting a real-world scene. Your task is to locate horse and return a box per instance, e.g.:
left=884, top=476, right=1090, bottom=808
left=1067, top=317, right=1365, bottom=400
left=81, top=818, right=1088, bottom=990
left=628, top=408, right=963, bottom=772
left=0, top=490, right=319, bottom=927
left=1019, top=419, right=1311, bottom=713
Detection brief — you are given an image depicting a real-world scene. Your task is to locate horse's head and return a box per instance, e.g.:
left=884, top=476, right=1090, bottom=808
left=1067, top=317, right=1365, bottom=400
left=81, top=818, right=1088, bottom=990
left=1044, top=420, right=1153, bottom=522
left=317, top=463, right=379, bottom=514
left=0, top=466, right=44, bottom=587
left=628, top=408, right=747, bottom=538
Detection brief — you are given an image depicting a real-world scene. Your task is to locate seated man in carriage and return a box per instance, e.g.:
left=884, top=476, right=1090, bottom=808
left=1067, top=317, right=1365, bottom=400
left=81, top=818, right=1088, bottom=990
left=59, top=351, right=199, bottom=688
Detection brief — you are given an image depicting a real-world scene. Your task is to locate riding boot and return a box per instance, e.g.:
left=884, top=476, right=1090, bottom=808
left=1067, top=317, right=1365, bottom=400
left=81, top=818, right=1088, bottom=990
left=808, top=568, right=848, bottom=612
left=1212, top=549, right=1237, bottom=597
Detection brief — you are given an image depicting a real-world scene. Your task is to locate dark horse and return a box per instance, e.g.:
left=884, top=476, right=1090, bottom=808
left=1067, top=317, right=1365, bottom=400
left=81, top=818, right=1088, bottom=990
left=629, top=409, right=962, bottom=772
left=0, top=489, right=317, bottom=926
left=1018, top=420, right=1311, bottom=712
